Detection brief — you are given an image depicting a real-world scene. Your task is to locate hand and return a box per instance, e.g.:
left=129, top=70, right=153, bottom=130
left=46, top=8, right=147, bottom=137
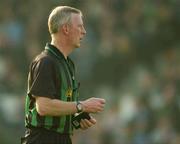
left=80, top=117, right=97, bottom=130
left=81, top=97, right=106, bottom=113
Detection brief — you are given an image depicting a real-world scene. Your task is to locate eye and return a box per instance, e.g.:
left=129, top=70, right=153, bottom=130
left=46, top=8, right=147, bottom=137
left=78, top=24, right=84, bottom=28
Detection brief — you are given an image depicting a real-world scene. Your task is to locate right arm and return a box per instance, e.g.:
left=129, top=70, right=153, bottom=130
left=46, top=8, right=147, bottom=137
left=35, top=96, right=105, bottom=116
left=35, top=97, right=77, bottom=116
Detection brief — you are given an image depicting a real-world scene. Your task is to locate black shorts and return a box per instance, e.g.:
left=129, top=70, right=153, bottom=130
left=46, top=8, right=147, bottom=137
left=21, top=127, right=72, bottom=144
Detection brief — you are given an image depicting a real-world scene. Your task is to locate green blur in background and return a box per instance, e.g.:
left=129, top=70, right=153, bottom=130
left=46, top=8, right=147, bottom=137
left=0, top=0, right=180, bottom=144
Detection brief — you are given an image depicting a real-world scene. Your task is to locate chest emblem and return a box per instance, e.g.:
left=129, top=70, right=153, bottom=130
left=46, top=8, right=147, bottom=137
left=66, top=88, right=73, bottom=97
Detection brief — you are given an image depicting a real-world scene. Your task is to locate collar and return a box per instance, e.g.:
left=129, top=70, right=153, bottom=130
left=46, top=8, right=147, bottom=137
left=45, top=43, right=68, bottom=61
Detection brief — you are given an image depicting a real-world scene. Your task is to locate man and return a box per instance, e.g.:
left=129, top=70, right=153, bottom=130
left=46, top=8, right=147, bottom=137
left=22, top=6, right=105, bottom=144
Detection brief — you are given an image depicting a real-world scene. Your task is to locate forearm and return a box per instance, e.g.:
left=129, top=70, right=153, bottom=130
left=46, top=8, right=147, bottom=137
left=35, top=97, right=77, bottom=116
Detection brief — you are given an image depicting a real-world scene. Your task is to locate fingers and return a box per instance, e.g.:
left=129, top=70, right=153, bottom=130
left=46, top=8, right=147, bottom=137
left=89, top=117, right=97, bottom=124
left=82, top=97, right=106, bottom=113
left=80, top=118, right=96, bottom=130
left=94, top=105, right=104, bottom=113
left=93, top=99, right=105, bottom=113
left=95, top=98, right=106, bottom=104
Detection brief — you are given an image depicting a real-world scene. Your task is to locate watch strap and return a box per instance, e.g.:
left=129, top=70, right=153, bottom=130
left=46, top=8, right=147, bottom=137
left=76, top=101, right=83, bottom=113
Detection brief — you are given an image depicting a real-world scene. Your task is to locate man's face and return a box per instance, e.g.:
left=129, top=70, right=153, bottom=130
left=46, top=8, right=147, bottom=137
left=68, top=13, right=86, bottom=48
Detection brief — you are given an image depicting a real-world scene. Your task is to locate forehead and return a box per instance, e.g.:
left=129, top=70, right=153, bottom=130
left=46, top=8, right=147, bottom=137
left=70, top=13, right=83, bottom=24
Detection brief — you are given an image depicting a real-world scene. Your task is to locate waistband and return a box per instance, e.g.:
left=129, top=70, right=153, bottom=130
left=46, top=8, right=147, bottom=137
left=25, top=126, right=70, bottom=137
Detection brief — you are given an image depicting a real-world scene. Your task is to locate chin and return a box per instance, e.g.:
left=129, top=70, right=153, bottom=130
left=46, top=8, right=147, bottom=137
left=75, top=44, right=81, bottom=48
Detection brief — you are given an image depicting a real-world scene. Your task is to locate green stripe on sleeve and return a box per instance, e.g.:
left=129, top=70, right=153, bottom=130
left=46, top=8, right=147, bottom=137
left=31, top=108, right=38, bottom=126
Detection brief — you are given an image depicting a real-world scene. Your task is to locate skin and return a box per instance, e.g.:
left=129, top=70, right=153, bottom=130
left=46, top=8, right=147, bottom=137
left=35, top=13, right=106, bottom=130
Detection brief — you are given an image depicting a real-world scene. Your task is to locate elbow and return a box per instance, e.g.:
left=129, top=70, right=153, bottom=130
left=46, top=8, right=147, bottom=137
left=36, top=104, right=48, bottom=116
left=35, top=97, right=51, bottom=116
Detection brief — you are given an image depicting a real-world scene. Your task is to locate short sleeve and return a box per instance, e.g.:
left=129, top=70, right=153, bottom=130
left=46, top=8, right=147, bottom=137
left=28, top=57, right=57, bottom=98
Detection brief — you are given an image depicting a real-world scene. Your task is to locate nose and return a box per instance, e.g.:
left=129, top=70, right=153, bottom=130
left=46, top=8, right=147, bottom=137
left=82, top=26, right=86, bottom=35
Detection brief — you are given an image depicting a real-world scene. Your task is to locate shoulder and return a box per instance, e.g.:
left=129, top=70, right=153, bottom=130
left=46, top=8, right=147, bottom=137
left=30, top=52, right=57, bottom=70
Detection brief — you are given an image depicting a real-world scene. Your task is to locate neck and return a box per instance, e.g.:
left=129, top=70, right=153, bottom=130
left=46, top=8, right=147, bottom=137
left=51, top=35, right=73, bottom=59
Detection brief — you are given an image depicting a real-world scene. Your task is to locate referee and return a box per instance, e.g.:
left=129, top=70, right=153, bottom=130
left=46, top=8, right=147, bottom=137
left=21, top=6, right=105, bottom=144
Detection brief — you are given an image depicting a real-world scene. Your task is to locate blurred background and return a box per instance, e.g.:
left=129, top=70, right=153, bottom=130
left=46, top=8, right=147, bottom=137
left=0, top=0, right=180, bottom=144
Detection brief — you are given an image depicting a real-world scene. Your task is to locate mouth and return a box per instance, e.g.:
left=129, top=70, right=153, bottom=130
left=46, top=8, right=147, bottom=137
left=79, top=38, right=83, bottom=43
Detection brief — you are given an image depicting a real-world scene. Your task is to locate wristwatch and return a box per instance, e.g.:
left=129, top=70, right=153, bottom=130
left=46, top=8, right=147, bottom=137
left=76, top=101, right=83, bottom=113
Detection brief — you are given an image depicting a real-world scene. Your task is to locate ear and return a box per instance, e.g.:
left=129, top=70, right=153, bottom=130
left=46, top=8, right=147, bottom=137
left=62, top=24, right=70, bottom=35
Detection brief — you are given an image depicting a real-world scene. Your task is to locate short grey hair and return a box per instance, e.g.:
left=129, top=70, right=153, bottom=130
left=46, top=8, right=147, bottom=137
left=48, top=6, right=82, bottom=34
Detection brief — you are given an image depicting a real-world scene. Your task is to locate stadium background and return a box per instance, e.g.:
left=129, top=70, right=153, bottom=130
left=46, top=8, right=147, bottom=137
left=0, top=0, right=180, bottom=144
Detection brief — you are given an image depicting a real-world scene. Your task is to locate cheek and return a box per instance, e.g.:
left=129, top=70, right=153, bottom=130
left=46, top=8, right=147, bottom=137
left=71, top=29, right=78, bottom=35
left=70, top=30, right=76, bottom=38
left=70, top=28, right=80, bottom=39
left=74, top=28, right=81, bottom=34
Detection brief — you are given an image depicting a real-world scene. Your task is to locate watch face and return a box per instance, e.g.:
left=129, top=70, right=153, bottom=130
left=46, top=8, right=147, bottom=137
left=77, top=103, right=82, bottom=111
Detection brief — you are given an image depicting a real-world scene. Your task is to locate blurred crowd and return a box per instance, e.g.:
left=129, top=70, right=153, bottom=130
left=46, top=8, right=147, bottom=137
left=0, top=0, right=180, bottom=144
